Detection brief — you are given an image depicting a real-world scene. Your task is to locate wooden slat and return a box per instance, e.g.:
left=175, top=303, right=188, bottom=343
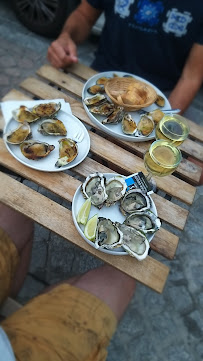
left=0, top=138, right=187, bottom=230
left=37, top=65, right=83, bottom=98
left=0, top=139, right=179, bottom=259
left=20, top=77, right=203, bottom=178
left=65, top=63, right=97, bottom=81
left=67, top=63, right=203, bottom=143
left=1, top=87, right=197, bottom=204
left=0, top=172, right=169, bottom=293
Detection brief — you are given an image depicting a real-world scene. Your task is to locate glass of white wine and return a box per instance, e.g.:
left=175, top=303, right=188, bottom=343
left=155, top=114, right=190, bottom=147
left=144, top=140, right=182, bottom=183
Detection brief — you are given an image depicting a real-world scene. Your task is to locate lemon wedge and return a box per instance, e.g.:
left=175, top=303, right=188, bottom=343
left=84, top=214, right=98, bottom=241
left=77, top=198, right=91, bottom=225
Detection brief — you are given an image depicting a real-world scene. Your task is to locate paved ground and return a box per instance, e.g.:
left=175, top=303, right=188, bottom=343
left=1, top=1, right=203, bottom=360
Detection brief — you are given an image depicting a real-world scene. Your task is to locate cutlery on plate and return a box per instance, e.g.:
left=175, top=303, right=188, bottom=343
left=72, top=130, right=84, bottom=143
left=138, top=108, right=181, bottom=115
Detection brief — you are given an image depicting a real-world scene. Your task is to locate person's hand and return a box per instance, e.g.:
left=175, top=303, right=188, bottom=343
left=47, top=34, right=78, bottom=69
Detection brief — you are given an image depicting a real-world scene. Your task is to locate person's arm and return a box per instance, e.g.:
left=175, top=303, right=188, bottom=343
left=168, top=43, right=203, bottom=114
left=47, top=0, right=102, bottom=68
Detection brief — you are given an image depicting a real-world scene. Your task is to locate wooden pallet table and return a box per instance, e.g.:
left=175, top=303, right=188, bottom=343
left=0, top=63, right=202, bottom=294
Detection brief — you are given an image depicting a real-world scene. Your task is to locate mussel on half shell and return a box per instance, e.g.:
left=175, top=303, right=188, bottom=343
left=38, top=118, right=67, bottom=136
left=87, top=85, right=105, bottom=95
left=55, top=138, right=78, bottom=167
left=20, top=140, right=55, bottom=160
left=5, top=122, right=32, bottom=144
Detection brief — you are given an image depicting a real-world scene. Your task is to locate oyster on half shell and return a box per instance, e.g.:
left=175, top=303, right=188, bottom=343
left=55, top=138, right=78, bottom=168
left=20, top=140, right=55, bottom=160
left=137, top=115, right=154, bottom=136
left=124, top=210, right=161, bottom=233
left=120, top=189, right=151, bottom=216
left=82, top=172, right=108, bottom=209
left=105, top=176, right=127, bottom=207
left=95, top=217, right=123, bottom=249
left=5, top=122, right=31, bottom=144
left=38, top=118, right=67, bottom=136
left=84, top=94, right=107, bottom=107
left=32, top=102, right=61, bottom=118
left=12, top=106, right=39, bottom=123
left=102, top=106, right=125, bottom=125
left=117, top=223, right=149, bottom=261
left=121, top=113, right=137, bottom=135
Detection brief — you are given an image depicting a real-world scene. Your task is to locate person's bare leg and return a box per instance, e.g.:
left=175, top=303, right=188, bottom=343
left=0, top=203, right=34, bottom=296
left=45, top=265, right=136, bottom=321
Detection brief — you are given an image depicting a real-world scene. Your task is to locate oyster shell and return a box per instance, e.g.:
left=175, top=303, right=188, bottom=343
left=105, top=176, right=127, bottom=207
left=96, top=77, right=110, bottom=85
left=87, top=85, right=105, bottom=95
left=155, top=95, right=165, bottom=107
left=124, top=210, right=161, bottom=233
left=122, top=113, right=137, bottom=135
left=38, top=118, right=67, bottom=136
left=84, top=94, right=107, bottom=107
left=55, top=138, right=78, bottom=168
left=32, top=102, right=61, bottom=118
left=102, top=106, right=125, bottom=124
left=12, top=106, right=39, bottom=123
left=148, top=109, right=164, bottom=124
left=5, top=122, right=31, bottom=144
left=117, top=223, right=149, bottom=261
left=82, top=172, right=108, bottom=209
left=137, top=115, right=154, bottom=136
left=95, top=217, right=123, bottom=249
left=89, top=102, right=115, bottom=116
left=20, top=140, right=55, bottom=160
left=120, top=189, right=151, bottom=216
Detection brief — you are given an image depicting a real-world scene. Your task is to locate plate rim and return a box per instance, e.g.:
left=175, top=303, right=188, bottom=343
left=72, top=172, right=158, bottom=256
left=82, top=71, right=171, bottom=143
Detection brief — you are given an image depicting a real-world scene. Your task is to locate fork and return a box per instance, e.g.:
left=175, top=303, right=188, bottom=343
left=72, top=130, right=84, bottom=143
left=138, top=108, right=181, bottom=115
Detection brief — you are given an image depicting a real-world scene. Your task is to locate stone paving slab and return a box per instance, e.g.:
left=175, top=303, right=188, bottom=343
left=1, top=1, right=203, bottom=360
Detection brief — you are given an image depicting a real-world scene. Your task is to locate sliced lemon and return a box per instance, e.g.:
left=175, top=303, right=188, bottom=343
left=84, top=214, right=98, bottom=241
left=77, top=197, right=92, bottom=225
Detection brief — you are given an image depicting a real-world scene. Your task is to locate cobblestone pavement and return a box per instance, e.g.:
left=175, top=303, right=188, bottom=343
left=1, top=1, right=203, bottom=360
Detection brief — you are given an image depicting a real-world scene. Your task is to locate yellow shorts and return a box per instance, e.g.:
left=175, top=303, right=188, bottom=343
left=0, top=228, right=19, bottom=305
left=0, top=228, right=117, bottom=361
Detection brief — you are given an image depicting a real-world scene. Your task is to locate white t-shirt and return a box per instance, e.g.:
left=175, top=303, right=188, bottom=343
left=0, top=327, right=15, bottom=361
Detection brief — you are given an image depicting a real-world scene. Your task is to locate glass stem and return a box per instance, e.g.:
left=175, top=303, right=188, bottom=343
left=145, top=172, right=152, bottom=181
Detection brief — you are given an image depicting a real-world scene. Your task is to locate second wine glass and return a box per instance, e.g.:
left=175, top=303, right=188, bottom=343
left=155, top=113, right=190, bottom=147
left=144, top=140, right=182, bottom=183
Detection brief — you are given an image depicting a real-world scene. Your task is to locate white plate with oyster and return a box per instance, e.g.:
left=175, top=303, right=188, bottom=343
left=72, top=173, right=161, bottom=260
left=3, top=100, right=90, bottom=172
left=82, top=71, right=171, bottom=142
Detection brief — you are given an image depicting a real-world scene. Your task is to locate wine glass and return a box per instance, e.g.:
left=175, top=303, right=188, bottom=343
left=155, top=113, right=190, bottom=147
left=144, top=140, right=182, bottom=187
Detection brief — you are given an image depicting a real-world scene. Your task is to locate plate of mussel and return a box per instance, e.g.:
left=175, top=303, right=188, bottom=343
left=82, top=71, right=171, bottom=142
left=3, top=100, right=90, bottom=172
left=72, top=172, right=161, bottom=261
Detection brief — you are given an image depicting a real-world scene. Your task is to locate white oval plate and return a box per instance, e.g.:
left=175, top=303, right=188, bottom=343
left=72, top=173, right=158, bottom=256
left=4, top=108, right=90, bottom=172
left=82, top=71, right=171, bottom=143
